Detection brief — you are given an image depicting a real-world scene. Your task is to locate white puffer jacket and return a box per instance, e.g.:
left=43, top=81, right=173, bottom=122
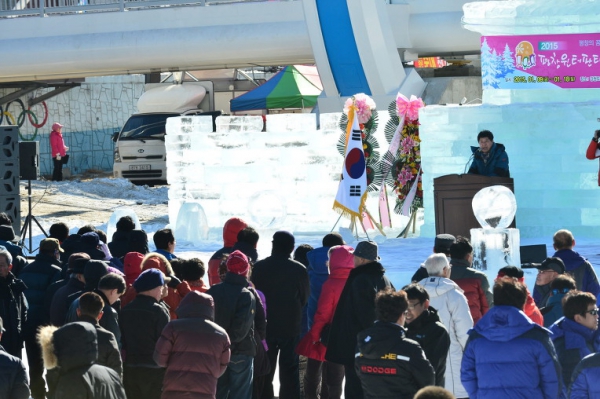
left=420, top=276, right=473, bottom=398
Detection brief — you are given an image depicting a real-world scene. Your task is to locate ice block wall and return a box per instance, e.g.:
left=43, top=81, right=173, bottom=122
left=419, top=91, right=600, bottom=240
left=165, top=112, right=400, bottom=233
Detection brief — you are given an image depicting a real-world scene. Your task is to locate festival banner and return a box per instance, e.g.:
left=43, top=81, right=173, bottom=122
left=481, top=33, right=600, bottom=89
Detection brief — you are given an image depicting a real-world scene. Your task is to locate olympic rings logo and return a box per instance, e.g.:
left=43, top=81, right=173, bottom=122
left=0, top=98, right=49, bottom=141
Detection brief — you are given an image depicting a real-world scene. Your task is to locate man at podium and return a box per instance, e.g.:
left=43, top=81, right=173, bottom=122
left=467, top=130, right=510, bottom=177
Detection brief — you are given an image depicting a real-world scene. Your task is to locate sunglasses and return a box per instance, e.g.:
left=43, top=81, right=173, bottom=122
left=585, top=308, right=599, bottom=316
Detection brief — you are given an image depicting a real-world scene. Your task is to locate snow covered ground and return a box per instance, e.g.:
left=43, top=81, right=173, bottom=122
left=20, top=177, right=600, bottom=290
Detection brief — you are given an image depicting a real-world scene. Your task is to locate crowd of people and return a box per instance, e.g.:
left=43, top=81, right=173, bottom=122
left=1, top=209, right=600, bottom=399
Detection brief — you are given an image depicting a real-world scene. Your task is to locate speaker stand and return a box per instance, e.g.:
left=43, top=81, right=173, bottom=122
left=19, top=180, right=47, bottom=253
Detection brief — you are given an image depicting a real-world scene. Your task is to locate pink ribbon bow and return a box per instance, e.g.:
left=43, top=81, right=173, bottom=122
left=396, top=93, right=424, bottom=121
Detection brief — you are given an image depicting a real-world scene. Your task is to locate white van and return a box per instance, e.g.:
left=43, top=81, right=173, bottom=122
left=112, top=82, right=218, bottom=184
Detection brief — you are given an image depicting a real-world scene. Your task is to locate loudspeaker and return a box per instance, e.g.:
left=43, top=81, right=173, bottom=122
left=0, top=126, right=18, bottom=161
left=19, top=141, right=39, bottom=181
left=0, top=161, right=19, bottom=195
left=0, top=195, right=20, bottom=238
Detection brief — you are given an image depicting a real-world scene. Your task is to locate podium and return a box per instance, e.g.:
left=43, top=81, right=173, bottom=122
left=433, top=174, right=515, bottom=238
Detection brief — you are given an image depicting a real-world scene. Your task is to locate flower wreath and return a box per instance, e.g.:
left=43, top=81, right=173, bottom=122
left=382, top=94, right=425, bottom=214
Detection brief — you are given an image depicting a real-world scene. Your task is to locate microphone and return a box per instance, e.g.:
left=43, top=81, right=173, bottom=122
left=464, top=153, right=475, bottom=174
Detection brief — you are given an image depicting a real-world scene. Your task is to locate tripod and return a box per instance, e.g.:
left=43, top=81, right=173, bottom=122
left=19, top=180, right=47, bottom=253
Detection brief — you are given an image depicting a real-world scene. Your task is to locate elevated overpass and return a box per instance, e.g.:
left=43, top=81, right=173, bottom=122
left=0, top=0, right=483, bottom=111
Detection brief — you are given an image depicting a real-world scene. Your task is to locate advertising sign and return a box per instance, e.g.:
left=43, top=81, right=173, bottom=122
left=481, top=33, right=600, bottom=89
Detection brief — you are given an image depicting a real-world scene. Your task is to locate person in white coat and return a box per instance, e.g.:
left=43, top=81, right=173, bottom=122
left=420, top=253, right=473, bottom=399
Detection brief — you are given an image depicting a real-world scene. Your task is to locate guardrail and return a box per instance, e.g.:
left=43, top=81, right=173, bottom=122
left=0, top=0, right=292, bottom=18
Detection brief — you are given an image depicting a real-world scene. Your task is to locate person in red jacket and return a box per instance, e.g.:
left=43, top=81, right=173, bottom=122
left=119, top=252, right=145, bottom=308
left=496, top=266, right=544, bottom=325
left=296, top=245, right=354, bottom=399
left=49, top=122, right=69, bottom=181
left=208, top=218, right=248, bottom=286
left=154, top=291, right=231, bottom=399
left=586, top=130, right=600, bottom=186
left=140, top=253, right=191, bottom=320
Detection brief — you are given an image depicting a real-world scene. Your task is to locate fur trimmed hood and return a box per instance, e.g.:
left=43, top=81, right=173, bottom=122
left=141, top=252, right=174, bottom=276
left=38, top=322, right=98, bottom=372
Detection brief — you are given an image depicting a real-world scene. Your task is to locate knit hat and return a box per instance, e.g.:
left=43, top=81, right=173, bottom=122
left=67, top=252, right=91, bottom=274
left=352, top=241, right=379, bottom=261
left=434, top=234, right=456, bottom=254
left=40, top=238, right=64, bottom=253
left=226, top=250, right=250, bottom=276
left=52, top=122, right=63, bottom=131
left=83, top=260, right=109, bottom=290
left=272, top=231, right=295, bottom=253
left=497, top=266, right=524, bottom=282
left=81, top=232, right=100, bottom=247
left=0, top=225, right=16, bottom=242
left=133, top=268, right=166, bottom=293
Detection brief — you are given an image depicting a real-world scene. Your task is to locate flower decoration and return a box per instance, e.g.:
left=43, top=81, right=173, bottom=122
left=344, top=93, right=377, bottom=124
left=396, top=93, right=425, bottom=122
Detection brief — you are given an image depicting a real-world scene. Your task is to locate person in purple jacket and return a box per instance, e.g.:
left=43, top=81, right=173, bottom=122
left=552, top=230, right=600, bottom=299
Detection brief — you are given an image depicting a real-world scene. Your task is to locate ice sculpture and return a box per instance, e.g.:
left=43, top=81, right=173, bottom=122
left=174, top=201, right=209, bottom=246
left=106, top=208, right=141, bottom=243
left=470, top=186, right=521, bottom=276
left=247, top=190, right=287, bottom=229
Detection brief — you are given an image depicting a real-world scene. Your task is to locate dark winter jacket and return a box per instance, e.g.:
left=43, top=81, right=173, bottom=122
left=19, top=253, right=62, bottom=335
left=48, top=277, right=85, bottom=326
left=154, top=291, right=231, bottom=399
left=450, top=258, right=493, bottom=324
left=550, top=317, right=600, bottom=389
left=411, top=266, right=429, bottom=283
left=0, top=272, right=27, bottom=358
left=251, top=253, right=310, bottom=339
left=78, top=314, right=123, bottom=379
left=306, top=246, right=330, bottom=328
left=121, top=294, right=170, bottom=367
left=570, top=352, right=600, bottom=399
left=468, top=142, right=510, bottom=177
left=207, top=272, right=256, bottom=356
left=461, top=305, right=562, bottom=399
left=542, top=292, right=568, bottom=328
left=405, top=306, right=450, bottom=387
left=553, top=249, right=600, bottom=297
left=326, top=261, right=394, bottom=366
left=108, top=230, right=131, bottom=260
left=208, top=218, right=248, bottom=286
left=355, top=321, right=434, bottom=399
left=0, top=344, right=30, bottom=399
left=41, top=322, right=126, bottom=399
left=0, top=241, right=27, bottom=277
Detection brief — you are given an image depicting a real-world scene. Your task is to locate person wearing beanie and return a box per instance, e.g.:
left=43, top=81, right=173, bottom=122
left=207, top=250, right=257, bottom=399
left=296, top=244, right=353, bottom=399
left=121, top=268, right=170, bottom=399
left=48, top=252, right=90, bottom=326
left=49, top=122, right=69, bottom=181
left=208, top=217, right=249, bottom=286
left=496, top=266, right=544, bottom=326
left=19, top=237, right=63, bottom=399
left=325, top=240, right=394, bottom=399
left=38, top=321, right=125, bottom=399
left=141, top=252, right=191, bottom=320
left=251, top=231, right=309, bottom=399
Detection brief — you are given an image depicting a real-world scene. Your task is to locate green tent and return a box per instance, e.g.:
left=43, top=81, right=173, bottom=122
left=230, top=65, right=322, bottom=111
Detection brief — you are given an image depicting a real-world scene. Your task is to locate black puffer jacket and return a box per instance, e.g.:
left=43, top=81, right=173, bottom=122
left=355, top=322, right=435, bottom=399
left=108, top=230, right=130, bottom=260
left=0, top=272, right=27, bottom=358
left=326, top=261, right=394, bottom=366
left=120, top=294, right=170, bottom=366
left=0, top=344, right=30, bottom=399
left=251, top=253, right=309, bottom=339
left=41, top=322, right=126, bottom=399
left=79, top=315, right=123, bottom=379
left=404, top=306, right=450, bottom=387
left=207, top=272, right=256, bottom=356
